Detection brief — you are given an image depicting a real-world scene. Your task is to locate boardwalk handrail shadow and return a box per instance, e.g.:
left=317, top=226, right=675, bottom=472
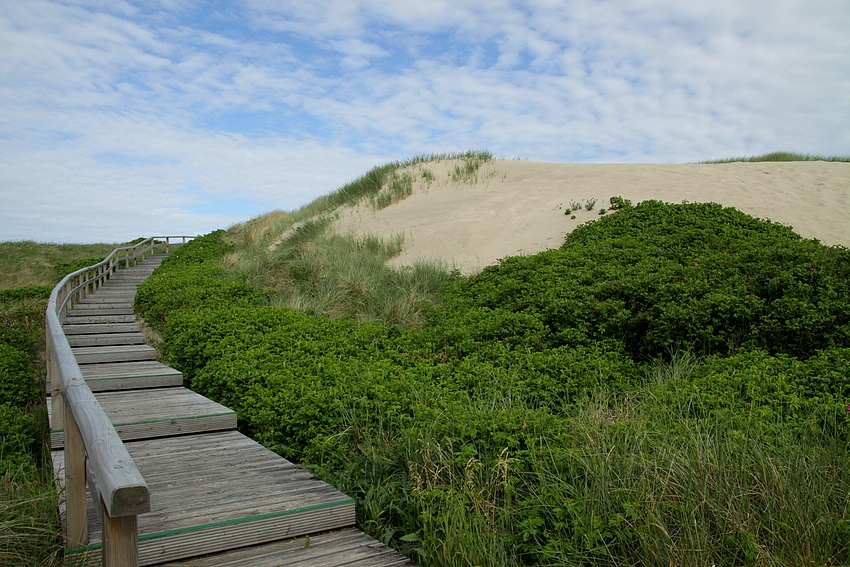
left=46, top=236, right=193, bottom=566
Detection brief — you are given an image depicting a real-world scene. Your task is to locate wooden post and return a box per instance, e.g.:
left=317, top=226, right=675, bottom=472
left=47, top=333, right=64, bottom=432
left=101, top=498, right=140, bottom=567
left=64, top=403, right=88, bottom=547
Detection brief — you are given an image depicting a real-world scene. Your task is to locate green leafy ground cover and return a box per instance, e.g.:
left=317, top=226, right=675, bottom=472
left=0, top=286, right=62, bottom=565
left=0, top=240, right=130, bottom=565
left=137, top=200, right=850, bottom=566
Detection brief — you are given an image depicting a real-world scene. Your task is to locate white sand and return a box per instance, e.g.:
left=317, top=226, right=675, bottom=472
left=332, top=160, right=850, bottom=274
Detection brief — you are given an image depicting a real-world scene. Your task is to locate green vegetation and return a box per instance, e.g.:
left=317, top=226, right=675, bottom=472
left=701, top=151, right=850, bottom=164
left=137, top=197, right=850, bottom=566
left=3, top=152, right=847, bottom=564
left=0, top=285, right=62, bottom=566
left=0, top=240, right=127, bottom=288
left=219, top=152, right=493, bottom=327
left=0, top=240, right=131, bottom=565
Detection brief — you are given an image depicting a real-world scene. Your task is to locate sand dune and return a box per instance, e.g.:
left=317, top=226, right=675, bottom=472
left=332, top=160, right=850, bottom=274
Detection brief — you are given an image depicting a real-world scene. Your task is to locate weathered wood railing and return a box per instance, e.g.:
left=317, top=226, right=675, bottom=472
left=46, top=236, right=193, bottom=566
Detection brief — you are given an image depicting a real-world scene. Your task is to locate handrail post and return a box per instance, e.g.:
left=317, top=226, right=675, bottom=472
left=47, top=332, right=64, bottom=431
left=101, top=502, right=140, bottom=567
left=64, top=404, right=88, bottom=547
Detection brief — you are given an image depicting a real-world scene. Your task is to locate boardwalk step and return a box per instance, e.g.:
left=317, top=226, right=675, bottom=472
left=46, top=361, right=182, bottom=393
left=68, top=301, right=133, bottom=310
left=67, top=306, right=135, bottom=317
left=62, top=322, right=141, bottom=334
left=72, top=344, right=158, bottom=364
left=81, top=361, right=182, bottom=391
left=76, top=297, right=137, bottom=304
left=48, top=387, right=236, bottom=448
left=158, top=528, right=414, bottom=566
left=58, top=431, right=356, bottom=566
left=66, top=332, right=147, bottom=347
left=71, top=298, right=137, bottom=305
left=63, top=314, right=138, bottom=324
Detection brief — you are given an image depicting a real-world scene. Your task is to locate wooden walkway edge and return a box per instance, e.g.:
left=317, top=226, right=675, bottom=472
left=49, top=250, right=414, bottom=566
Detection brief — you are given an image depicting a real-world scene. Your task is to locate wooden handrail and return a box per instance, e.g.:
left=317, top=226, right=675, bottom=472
left=46, top=235, right=194, bottom=566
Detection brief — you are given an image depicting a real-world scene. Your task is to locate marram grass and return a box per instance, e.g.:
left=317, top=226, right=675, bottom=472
left=701, top=151, right=850, bottom=163
left=223, top=152, right=493, bottom=327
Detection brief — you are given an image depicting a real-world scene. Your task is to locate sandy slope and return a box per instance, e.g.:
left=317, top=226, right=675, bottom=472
left=332, top=160, right=850, bottom=274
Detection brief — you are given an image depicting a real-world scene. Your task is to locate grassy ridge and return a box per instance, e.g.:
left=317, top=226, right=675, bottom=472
left=0, top=286, right=62, bottom=566
left=0, top=240, right=128, bottom=289
left=700, top=151, right=850, bottom=163
left=222, top=151, right=493, bottom=326
left=0, top=241, right=126, bottom=566
left=137, top=198, right=850, bottom=566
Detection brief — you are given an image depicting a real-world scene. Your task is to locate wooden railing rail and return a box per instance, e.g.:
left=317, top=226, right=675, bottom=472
left=46, top=235, right=194, bottom=566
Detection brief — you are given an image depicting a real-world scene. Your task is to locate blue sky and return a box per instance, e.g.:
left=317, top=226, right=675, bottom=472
left=1, top=0, right=848, bottom=242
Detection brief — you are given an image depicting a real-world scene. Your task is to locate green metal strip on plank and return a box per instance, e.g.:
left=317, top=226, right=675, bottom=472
left=65, top=498, right=355, bottom=553
left=46, top=372, right=180, bottom=388
left=50, top=411, right=236, bottom=433
left=82, top=373, right=180, bottom=381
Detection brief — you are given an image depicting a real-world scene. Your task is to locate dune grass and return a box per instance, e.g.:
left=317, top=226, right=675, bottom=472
left=0, top=458, right=63, bottom=566
left=222, top=152, right=493, bottom=327
left=0, top=240, right=127, bottom=289
left=225, top=216, right=453, bottom=327
left=0, top=243, right=117, bottom=566
left=333, top=379, right=850, bottom=567
left=701, top=151, right=850, bottom=164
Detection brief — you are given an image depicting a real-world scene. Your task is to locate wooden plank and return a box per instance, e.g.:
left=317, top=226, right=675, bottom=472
left=77, top=297, right=139, bottom=304
left=64, top=315, right=139, bottom=325
left=67, top=333, right=148, bottom=348
left=63, top=323, right=142, bottom=335
left=70, top=302, right=134, bottom=310
left=69, top=307, right=136, bottom=317
left=80, top=361, right=181, bottom=380
left=157, top=529, right=415, bottom=567
left=48, top=362, right=183, bottom=394
left=65, top=432, right=356, bottom=566
left=73, top=345, right=158, bottom=364
left=49, top=388, right=236, bottom=448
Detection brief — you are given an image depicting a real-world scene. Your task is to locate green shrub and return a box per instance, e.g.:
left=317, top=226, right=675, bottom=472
left=137, top=202, right=850, bottom=566
left=0, top=286, right=51, bottom=303
left=53, top=257, right=105, bottom=280
left=0, top=404, right=39, bottom=478
left=135, top=231, right=266, bottom=330
left=0, top=344, right=37, bottom=408
left=433, top=201, right=850, bottom=361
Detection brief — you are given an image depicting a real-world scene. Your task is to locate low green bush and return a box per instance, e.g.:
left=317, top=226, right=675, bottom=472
left=135, top=231, right=266, bottom=330
left=136, top=201, right=850, bottom=566
left=432, top=201, right=850, bottom=360
left=0, top=344, right=37, bottom=408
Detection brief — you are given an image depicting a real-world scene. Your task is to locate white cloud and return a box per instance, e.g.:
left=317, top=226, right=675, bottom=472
left=1, top=0, right=848, bottom=242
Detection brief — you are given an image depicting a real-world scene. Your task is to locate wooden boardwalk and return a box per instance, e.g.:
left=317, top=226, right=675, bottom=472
left=50, top=253, right=414, bottom=566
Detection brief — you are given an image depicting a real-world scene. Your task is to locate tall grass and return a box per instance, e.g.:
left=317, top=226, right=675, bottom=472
left=223, top=153, right=494, bottom=326
left=0, top=241, right=125, bottom=289
left=282, top=150, right=492, bottom=224
left=245, top=226, right=452, bottom=326
left=0, top=461, right=63, bottom=566
left=0, top=244, right=114, bottom=566
left=327, top=377, right=850, bottom=567
left=701, top=152, right=850, bottom=164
